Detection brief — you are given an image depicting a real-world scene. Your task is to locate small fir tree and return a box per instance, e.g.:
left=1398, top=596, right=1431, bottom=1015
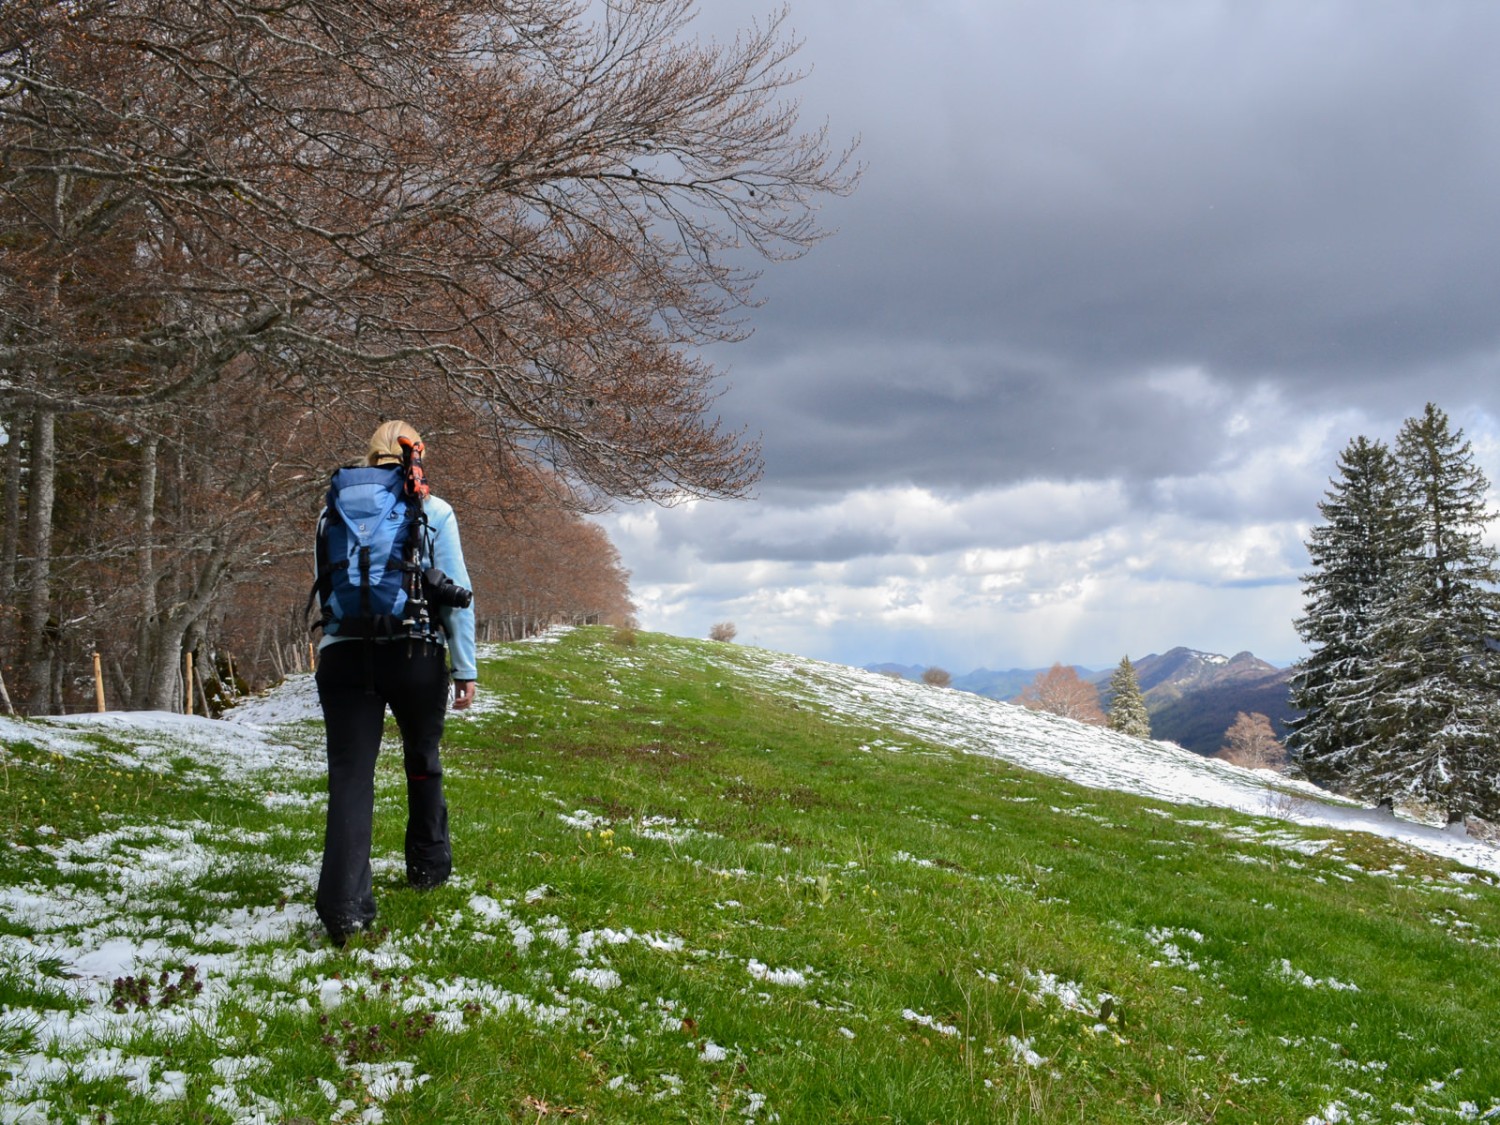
left=1106, top=656, right=1152, bottom=739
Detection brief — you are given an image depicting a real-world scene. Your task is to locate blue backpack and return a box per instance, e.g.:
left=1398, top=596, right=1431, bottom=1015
left=310, top=464, right=432, bottom=639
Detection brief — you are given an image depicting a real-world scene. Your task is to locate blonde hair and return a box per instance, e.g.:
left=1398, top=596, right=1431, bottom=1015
left=366, top=420, right=422, bottom=466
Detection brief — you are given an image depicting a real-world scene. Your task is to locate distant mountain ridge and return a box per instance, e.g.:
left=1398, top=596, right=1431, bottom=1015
left=1115, top=648, right=1295, bottom=755
left=864, top=647, right=1297, bottom=756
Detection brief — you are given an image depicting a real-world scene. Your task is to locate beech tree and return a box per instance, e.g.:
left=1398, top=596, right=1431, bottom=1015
left=466, top=491, right=637, bottom=641
left=1106, top=656, right=1151, bottom=739
left=2, top=391, right=319, bottom=712
left=920, top=666, right=951, bottom=688
left=1218, top=712, right=1286, bottom=771
left=1018, top=664, right=1106, bottom=726
left=1, top=0, right=855, bottom=712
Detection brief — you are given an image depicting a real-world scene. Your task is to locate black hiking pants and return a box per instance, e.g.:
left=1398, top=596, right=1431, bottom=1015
left=314, top=639, right=453, bottom=942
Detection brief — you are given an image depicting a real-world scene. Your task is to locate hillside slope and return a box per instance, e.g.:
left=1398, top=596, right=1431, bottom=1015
left=0, top=628, right=1497, bottom=1123
left=892, top=648, right=1299, bottom=756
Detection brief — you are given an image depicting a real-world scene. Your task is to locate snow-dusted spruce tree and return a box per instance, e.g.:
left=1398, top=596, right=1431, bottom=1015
left=1360, top=405, right=1500, bottom=819
left=1106, top=656, right=1152, bottom=739
left=1287, top=436, right=1416, bottom=791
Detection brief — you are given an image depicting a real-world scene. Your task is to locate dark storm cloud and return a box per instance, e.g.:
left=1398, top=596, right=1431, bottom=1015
left=717, top=345, right=1229, bottom=494
left=694, top=1, right=1500, bottom=496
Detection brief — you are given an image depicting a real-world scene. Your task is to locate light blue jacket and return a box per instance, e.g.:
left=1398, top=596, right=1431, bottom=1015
left=317, top=492, right=478, bottom=681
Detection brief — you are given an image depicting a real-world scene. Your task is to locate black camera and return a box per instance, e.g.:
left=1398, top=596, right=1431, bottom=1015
left=422, top=567, right=473, bottom=609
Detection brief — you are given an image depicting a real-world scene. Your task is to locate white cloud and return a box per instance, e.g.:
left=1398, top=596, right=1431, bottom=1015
left=603, top=389, right=1500, bottom=672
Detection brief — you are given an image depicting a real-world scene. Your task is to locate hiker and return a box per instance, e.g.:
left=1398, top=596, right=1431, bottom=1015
left=309, top=420, right=477, bottom=945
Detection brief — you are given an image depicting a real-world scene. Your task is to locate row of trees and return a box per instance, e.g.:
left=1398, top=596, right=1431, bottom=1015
left=1, top=1, right=853, bottom=713
left=0, top=413, right=638, bottom=712
left=1289, top=404, right=1500, bottom=820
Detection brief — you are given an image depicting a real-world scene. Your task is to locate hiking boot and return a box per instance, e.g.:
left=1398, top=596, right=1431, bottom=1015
left=407, top=868, right=448, bottom=892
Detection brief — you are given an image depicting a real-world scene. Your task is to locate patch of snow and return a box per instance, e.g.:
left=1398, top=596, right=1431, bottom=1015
left=747, top=960, right=809, bottom=987
left=902, top=1009, right=960, bottom=1037
left=219, top=673, right=323, bottom=727
left=1006, top=1035, right=1048, bottom=1067
left=570, top=967, right=623, bottom=991
left=1273, top=960, right=1360, bottom=992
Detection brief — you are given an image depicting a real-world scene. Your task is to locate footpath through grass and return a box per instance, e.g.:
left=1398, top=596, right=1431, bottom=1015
left=1, top=627, right=1499, bottom=1123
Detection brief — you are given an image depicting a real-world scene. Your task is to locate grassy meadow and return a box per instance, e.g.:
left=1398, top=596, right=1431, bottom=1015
left=1, top=627, right=1499, bottom=1123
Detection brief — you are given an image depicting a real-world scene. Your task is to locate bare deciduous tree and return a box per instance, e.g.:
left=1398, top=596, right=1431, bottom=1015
left=1018, top=663, right=1107, bottom=726
left=0, top=0, right=856, bottom=711
left=3, top=0, right=854, bottom=492
left=708, top=622, right=738, bottom=643
left=1218, top=712, right=1287, bottom=772
left=462, top=467, right=638, bottom=642
left=920, top=666, right=952, bottom=688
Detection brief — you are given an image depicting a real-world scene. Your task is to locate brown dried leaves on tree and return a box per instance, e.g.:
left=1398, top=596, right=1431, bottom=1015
left=0, top=0, right=857, bottom=709
left=1018, top=663, right=1108, bottom=726
left=1217, top=712, right=1287, bottom=772
left=2, top=0, right=856, bottom=502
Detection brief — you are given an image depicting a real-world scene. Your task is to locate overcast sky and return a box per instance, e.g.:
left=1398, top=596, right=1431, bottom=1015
left=600, top=0, right=1500, bottom=675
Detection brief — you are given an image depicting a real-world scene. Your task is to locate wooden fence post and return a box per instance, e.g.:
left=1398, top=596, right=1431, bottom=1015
left=92, top=651, right=106, bottom=712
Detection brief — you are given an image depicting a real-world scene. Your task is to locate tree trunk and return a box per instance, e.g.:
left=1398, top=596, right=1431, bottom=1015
left=129, top=435, right=160, bottom=708
left=21, top=408, right=56, bottom=715
left=143, top=533, right=237, bottom=712
left=0, top=408, right=26, bottom=604
left=107, top=655, right=130, bottom=710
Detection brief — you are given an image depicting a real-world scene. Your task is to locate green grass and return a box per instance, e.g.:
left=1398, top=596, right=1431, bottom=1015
left=1, top=626, right=1498, bottom=1123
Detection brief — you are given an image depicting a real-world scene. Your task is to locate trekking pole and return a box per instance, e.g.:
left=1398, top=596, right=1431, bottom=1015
left=184, top=651, right=194, bottom=716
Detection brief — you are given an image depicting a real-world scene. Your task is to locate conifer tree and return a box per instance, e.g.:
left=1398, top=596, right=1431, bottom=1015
left=1362, top=405, right=1500, bottom=819
left=1287, top=436, right=1413, bottom=790
left=1106, top=656, right=1152, bottom=739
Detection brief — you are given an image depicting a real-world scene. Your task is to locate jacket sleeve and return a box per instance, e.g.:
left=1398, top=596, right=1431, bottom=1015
left=427, top=497, right=478, bottom=681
